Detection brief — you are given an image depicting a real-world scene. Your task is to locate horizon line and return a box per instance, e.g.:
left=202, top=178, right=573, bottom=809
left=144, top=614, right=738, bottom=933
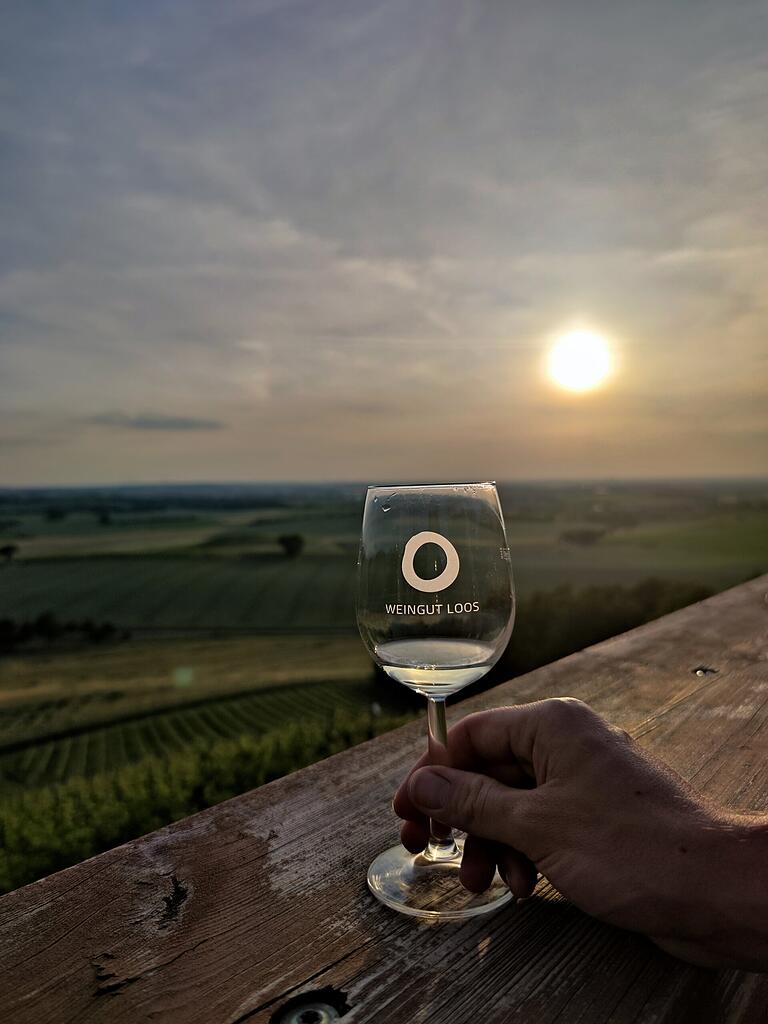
left=1, top=474, right=766, bottom=492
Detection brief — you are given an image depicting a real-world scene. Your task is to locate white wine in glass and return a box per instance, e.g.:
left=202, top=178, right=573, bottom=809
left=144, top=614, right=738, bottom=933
left=357, top=482, right=515, bottom=919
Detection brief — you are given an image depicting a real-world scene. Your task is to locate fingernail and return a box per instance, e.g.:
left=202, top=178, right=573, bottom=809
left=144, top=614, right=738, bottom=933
left=409, top=768, right=450, bottom=811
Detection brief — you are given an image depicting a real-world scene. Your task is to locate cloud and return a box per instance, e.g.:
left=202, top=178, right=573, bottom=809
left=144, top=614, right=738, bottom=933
left=0, top=1, right=766, bottom=482
left=86, top=413, right=226, bottom=432
left=0, top=434, right=57, bottom=450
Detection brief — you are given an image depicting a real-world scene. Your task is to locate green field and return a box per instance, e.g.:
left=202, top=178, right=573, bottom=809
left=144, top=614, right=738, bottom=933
left=0, top=633, right=374, bottom=791
left=1, top=484, right=766, bottom=785
left=0, top=677, right=375, bottom=793
left=0, top=554, right=357, bottom=631
left=0, top=480, right=765, bottom=893
left=1, top=503, right=765, bottom=632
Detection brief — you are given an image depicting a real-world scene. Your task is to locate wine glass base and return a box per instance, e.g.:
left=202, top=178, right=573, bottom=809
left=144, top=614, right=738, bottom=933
left=367, top=836, right=514, bottom=920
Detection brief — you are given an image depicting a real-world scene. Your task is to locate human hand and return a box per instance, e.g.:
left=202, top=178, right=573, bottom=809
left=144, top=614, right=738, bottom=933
left=393, top=698, right=768, bottom=969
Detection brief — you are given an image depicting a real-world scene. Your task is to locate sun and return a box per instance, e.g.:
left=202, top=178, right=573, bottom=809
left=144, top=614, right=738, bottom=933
left=547, top=330, right=613, bottom=393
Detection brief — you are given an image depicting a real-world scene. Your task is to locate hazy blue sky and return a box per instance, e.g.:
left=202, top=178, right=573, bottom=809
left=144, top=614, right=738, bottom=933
left=1, top=1, right=766, bottom=484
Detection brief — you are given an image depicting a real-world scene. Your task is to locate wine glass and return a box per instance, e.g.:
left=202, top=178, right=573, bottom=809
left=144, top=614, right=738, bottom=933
left=357, top=482, right=515, bottom=919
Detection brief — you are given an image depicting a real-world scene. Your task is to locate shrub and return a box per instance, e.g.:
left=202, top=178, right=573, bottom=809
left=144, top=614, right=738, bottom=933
left=277, top=533, right=304, bottom=558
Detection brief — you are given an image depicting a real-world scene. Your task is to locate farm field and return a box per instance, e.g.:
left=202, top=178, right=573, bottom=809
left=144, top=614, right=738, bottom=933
left=0, top=676, right=376, bottom=794
left=0, top=634, right=371, bottom=742
left=0, top=553, right=358, bottom=631
left=0, top=632, right=377, bottom=792
left=506, top=510, right=768, bottom=594
left=1, top=505, right=766, bottom=632
left=0, top=480, right=766, bottom=793
left=0, top=479, right=765, bottom=892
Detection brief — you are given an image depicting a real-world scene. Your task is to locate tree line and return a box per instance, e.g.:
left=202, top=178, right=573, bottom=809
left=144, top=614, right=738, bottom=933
left=0, top=612, right=129, bottom=652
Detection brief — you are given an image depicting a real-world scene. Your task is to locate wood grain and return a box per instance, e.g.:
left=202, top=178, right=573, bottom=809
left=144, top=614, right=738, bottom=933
left=0, top=575, right=766, bottom=1023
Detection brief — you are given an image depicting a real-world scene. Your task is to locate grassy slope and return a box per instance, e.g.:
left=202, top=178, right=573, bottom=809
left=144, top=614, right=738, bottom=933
left=0, top=630, right=376, bottom=793
left=0, top=634, right=371, bottom=743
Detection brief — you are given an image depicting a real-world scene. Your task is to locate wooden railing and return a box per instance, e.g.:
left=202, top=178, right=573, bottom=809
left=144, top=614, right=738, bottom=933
left=1, top=575, right=767, bottom=1023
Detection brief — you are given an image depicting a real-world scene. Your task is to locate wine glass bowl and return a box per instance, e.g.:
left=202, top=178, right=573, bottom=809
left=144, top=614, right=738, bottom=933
left=357, top=482, right=516, bottom=919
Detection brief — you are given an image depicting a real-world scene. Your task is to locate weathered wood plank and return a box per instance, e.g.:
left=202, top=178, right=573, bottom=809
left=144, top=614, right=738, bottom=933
left=0, top=576, right=766, bottom=1023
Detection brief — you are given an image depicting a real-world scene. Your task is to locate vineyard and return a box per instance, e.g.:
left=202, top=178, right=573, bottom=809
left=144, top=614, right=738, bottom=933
left=0, top=630, right=380, bottom=796
left=0, top=481, right=766, bottom=895
left=0, top=708, right=415, bottom=894
left=0, top=625, right=398, bottom=891
left=0, top=554, right=359, bottom=632
left=0, top=678, right=376, bottom=793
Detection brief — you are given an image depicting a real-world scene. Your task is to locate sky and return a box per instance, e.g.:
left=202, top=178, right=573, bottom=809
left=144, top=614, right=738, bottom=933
left=1, top=0, right=766, bottom=485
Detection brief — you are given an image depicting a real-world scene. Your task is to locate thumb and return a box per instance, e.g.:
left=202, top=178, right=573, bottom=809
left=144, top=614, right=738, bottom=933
left=408, top=765, right=533, bottom=849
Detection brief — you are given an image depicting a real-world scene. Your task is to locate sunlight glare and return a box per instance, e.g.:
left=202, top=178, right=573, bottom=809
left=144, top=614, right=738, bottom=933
left=547, top=330, right=613, bottom=393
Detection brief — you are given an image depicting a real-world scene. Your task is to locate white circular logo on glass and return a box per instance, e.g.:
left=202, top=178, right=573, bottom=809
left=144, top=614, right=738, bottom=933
left=401, top=531, right=460, bottom=593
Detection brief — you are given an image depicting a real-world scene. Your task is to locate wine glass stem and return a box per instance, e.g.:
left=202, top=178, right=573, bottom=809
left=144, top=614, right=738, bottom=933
left=425, top=696, right=459, bottom=861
